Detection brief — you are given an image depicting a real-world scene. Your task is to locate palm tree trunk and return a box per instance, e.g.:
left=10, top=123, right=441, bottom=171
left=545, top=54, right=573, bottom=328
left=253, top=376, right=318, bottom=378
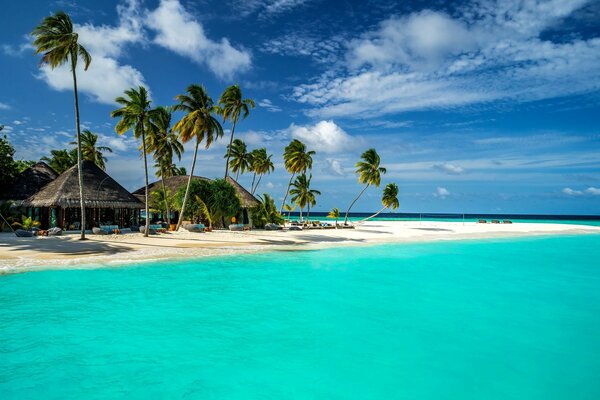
left=307, top=203, right=310, bottom=221
left=361, top=206, right=387, bottom=222
left=160, top=172, right=171, bottom=225
left=253, top=174, right=263, bottom=195
left=235, top=170, right=240, bottom=181
left=279, top=173, right=295, bottom=214
left=176, top=139, right=199, bottom=231
left=141, top=123, right=150, bottom=238
left=71, top=58, right=86, bottom=240
left=224, top=121, right=237, bottom=178
left=250, top=172, right=257, bottom=194
left=299, top=207, right=303, bottom=223
left=344, top=184, right=370, bottom=224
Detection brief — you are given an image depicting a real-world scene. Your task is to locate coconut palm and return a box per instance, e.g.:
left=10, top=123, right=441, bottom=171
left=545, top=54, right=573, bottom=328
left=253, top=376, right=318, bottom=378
left=219, top=85, right=255, bottom=178
left=147, top=106, right=183, bottom=225
left=249, top=148, right=274, bottom=194
left=32, top=11, right=91, bottom=239
left=344, top=148, right=386, bottom=224
left=290, top=173, right=320, bottom=222
left=280, top=139, right=315, bottom=213
left=361, top=183, right=399, bottom=222
left=41, top=148, right=77, bottom=174
left=224, top=139, right=251, bottom=180
left=327, top=207, right=340, bottom=228
left=111, top=86, right=152, bottom=237
left=283, top=203, right=296, bottom=222
left=69, top=130, right=112, bottom=170
left=172, top=84, right=223, bottom=231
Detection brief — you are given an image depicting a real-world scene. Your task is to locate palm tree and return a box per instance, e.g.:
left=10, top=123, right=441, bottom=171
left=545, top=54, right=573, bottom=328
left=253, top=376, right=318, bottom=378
left=41, top=148, right=77, bottom=173
left=283, top=203, right=296, bottom=222
left=225, top=139, right=251, bottom=180
left=249, top=148, right=274, bottom=194
left=290, top=173, right=320, bottom=223
left=111, top=86, right=152, bottom=237
left=147, top=106, right=183, bottom=225
left=172, top=84, right=223, bottom=231
left=344, top=148, right=386, bottom=224
left=280, top=139, right=315, bottom=213
left=219, top=85, right=255, bottom=178
left=327, top=207, right=340, bottom=228
left=69, top=130, right=112, bottom=170
left=33, top=11, right=91, bottom=240
left=361, top=183, right=399, bottom=222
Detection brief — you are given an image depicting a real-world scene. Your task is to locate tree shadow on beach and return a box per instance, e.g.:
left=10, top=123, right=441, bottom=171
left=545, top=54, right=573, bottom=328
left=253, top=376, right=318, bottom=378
left=0, top=237, right=134, bottom=256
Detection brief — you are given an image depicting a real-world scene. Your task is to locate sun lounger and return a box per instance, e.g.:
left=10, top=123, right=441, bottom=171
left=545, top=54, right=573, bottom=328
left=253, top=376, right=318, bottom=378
left=478, top=219, right=487, bottom=223
left=92, top=227, right=108, bottom=235
left=503, top=220, right=512, bottom=224
left=15, top=229, right=34, bottom=237
left=47, top=227, right=62, bottom=236
left=491, top=220, right=500, bottom=224
left=264, top=223, right=282, bottom=231
left=183, top=224, right=205, bottom=233
left=229, top=224, right=245, bottom=231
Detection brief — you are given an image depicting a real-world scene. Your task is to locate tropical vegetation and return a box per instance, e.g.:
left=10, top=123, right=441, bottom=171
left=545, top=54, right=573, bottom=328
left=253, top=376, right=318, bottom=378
left=173, top=179, right=240, bottom=228
left=69, top=130, right=112, bottom=170
left=225, top=138, right=251, bottom=180
left=0, top=135, right=34, bottom=185
left=251, top=194, right=284, bottom=229
left=361, top=183, right=399, bottom=221
left=249, top=148, right=274, bottom=194
left=290, top=173, right=320, bottom=222
left=344, top=148, right=386, bottom=224
left=280, top=139, right=315, bottom=213
left=327, top=207, right=340, bottom=228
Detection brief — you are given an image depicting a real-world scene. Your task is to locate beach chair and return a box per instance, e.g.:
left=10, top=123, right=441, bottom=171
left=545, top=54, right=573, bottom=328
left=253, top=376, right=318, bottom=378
left=478, top=220, right=487, bottom=223
left=503, top=220, right=512, bottom=224
left=491, top=220, right=500, bottom=224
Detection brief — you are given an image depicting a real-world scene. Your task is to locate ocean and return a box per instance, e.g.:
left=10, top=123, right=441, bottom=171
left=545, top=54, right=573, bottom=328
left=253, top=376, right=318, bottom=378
left=1, top=234, right=599, bottom=399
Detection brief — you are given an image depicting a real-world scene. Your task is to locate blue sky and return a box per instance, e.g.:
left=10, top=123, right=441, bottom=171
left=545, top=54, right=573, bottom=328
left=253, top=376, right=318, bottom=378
left=1, top=0, right=599, bottom=214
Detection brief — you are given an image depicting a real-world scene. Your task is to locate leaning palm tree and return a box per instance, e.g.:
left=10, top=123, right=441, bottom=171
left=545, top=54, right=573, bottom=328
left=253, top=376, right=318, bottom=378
left=290, top=173, right=320, bottom=223
left=280, top=139, right=315, bottom=213
left=70, top=130, right=112, bottom=170
left=327, top=207, right=340, bottom=228
left=32, top=11, right=91, bottom=240
left=249, top=148, right=274, bottom=194
left=147, top=106, right=183, bottom=225
left=225, top=139, right=251, bottom=180
left=344, top=148, right=387, bottom=224
left=172, top=84, right=223, bottom=231
left=111, top=86, right=152, bottom=237
left=361, top=183, right=399, bottom=222
left=219, top=85, right=255, bottom=178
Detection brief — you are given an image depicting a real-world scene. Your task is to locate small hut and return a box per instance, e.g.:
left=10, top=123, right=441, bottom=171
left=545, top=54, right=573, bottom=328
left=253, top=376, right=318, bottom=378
left=225, top=176, right=260, bottom=224
left=0, top=162, right=58, bottom=203
left=22, top=160, right=143, bottom=229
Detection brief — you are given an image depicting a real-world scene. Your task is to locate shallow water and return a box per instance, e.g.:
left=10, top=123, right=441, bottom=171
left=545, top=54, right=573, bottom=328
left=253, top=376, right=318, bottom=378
left=1, top=235, right=600, bottom=399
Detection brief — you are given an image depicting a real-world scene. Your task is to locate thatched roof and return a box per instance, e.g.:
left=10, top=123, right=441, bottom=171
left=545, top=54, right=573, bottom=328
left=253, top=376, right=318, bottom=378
left=23, top=160, right=143, bottom=209
left=132, top=175, right=260, bottom=208
left=0, top=162, right=58, bottom=201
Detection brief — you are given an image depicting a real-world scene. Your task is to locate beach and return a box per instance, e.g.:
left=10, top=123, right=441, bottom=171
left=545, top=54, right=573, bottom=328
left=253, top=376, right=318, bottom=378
left=1, top=220, right=598, bottom=272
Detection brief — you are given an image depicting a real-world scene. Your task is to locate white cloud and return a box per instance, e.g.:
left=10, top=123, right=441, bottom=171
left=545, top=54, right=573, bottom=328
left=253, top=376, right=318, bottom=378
left=36, top=0, right=148, bottom=105
left=286, top=120, right=361, bottom=154
left=0, top=102, right=10, bottom=110
left=1, top=40, right=33, bottom=57
left=1, top=125, right=13, bottom=133
left=434, top=187, right=450, bottom=198
left=433, top=163, right=464, bottom=175
left=292, top=0, right=600, bottom=118
left=266, top=181, right=274, bottom=189
left=258, top=99, right=282, bottom=112
left=261, top=33, right=345, bottom=64
left=563, top=187, right=583, bottom=196
left=324, top=158, right=346, bottom=176
left=585, top=187, right=600, bottom=195
left=147, top=0, right=251, bottom=79
left=235, top=0, right=310, bottom=18
left=12, top=120, right=24, bottom=125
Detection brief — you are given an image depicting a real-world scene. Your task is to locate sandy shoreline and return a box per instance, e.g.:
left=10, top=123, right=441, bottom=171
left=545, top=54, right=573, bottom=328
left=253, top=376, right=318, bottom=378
left=1, top=221, right=598, bottom=273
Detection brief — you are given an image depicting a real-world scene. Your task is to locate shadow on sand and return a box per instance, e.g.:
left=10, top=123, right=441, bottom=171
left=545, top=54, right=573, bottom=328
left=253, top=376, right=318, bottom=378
left=0, top=237, right=133, bottom=256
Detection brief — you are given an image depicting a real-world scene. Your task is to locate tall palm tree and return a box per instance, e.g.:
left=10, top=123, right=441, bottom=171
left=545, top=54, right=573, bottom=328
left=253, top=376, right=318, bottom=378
left=344, top=148, right=387, bottom=224
left=147, top=106, right=183, bottom=226
left=111, top=86, right=152, bottom=237
left=173, top=84, right=223, bottom=231
left=69, top=130, right=112, bottom=170
left=290, top=173, right=320, bottom=222
left=219, top=85, right=255, bottom=178
left=249, top=148, right=274, bottom=194
left=33, top=11, right=91, bottom=240
left=361, top=183, right=399, bottom=222
left=225, top=139, right=251, bottom=180
left=327, top=207, right=340, bottom=228
left=280, top=139, right=315, bottom=213
left=41, top=148, right=77, bottom=174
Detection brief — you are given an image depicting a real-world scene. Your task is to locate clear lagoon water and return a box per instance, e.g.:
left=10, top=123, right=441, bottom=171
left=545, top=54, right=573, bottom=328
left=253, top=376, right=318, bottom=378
left=1, top=234, right=600, bottom=399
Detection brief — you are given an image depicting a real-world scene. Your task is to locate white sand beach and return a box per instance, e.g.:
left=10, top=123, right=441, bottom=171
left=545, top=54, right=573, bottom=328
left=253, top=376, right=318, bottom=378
left=1, top=221, right=598, bottom=272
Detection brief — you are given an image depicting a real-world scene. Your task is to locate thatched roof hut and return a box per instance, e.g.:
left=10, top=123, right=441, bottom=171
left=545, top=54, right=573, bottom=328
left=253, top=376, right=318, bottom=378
left=132, top=175, right=260, bottom=208
left=23, top=160, right=142, bottom=209
left=0, top=162, right=58, bottom=202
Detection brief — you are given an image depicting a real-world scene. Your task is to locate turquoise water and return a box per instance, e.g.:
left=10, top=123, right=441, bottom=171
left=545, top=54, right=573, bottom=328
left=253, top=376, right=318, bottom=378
left=1, top=235, right=600, bottom=399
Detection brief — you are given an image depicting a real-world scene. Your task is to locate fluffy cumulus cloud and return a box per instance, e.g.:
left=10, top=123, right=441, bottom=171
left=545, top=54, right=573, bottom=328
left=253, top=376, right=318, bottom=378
left=285, top=120, right=361, bottom=153
left=147, top=0, right=251, bottom=79
left=37, top=0, right=147, bottom=104
left=434, top=187, right=450, bottom=198
left=292, top=0, right=600, bottom=118
left=433, top=163, right=464, bottom=175
left=585, top=187, right=600, bottom=195
left=563, top=187, right=583, bottom=196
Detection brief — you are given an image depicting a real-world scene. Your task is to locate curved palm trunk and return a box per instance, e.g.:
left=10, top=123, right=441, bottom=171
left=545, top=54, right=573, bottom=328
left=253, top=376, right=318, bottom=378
left=235, top=170, right=240, bottom=181
left=176, top=139, right=200, bottom=231
left=253, top=174, right=263, bottom=195
left=279, top=173, right=295, bottom=214
left=160, top=172, right=171, bottom=225
left=250, top=172, right=257, bottom=194
left=224, top=121, right=237, bottom=178
left=360, top=206, right=388, bottom=222
left=71, top=59, right=86, bottom=240
left=141, top=124, right=150, bottom=238
left=344, top=184, right=370, bottom=224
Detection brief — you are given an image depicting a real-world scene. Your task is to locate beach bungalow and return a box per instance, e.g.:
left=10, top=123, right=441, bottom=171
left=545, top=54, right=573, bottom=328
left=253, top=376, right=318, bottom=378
left=132, top=175, right=260, bottom=226
left=22, top=160, right=143, bottom=230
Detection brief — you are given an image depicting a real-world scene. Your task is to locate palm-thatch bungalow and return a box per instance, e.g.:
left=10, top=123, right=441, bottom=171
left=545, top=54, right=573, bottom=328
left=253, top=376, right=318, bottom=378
left=132, top=175, right=260, bottom=226
left=22, top=160, right=143, bottom=229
